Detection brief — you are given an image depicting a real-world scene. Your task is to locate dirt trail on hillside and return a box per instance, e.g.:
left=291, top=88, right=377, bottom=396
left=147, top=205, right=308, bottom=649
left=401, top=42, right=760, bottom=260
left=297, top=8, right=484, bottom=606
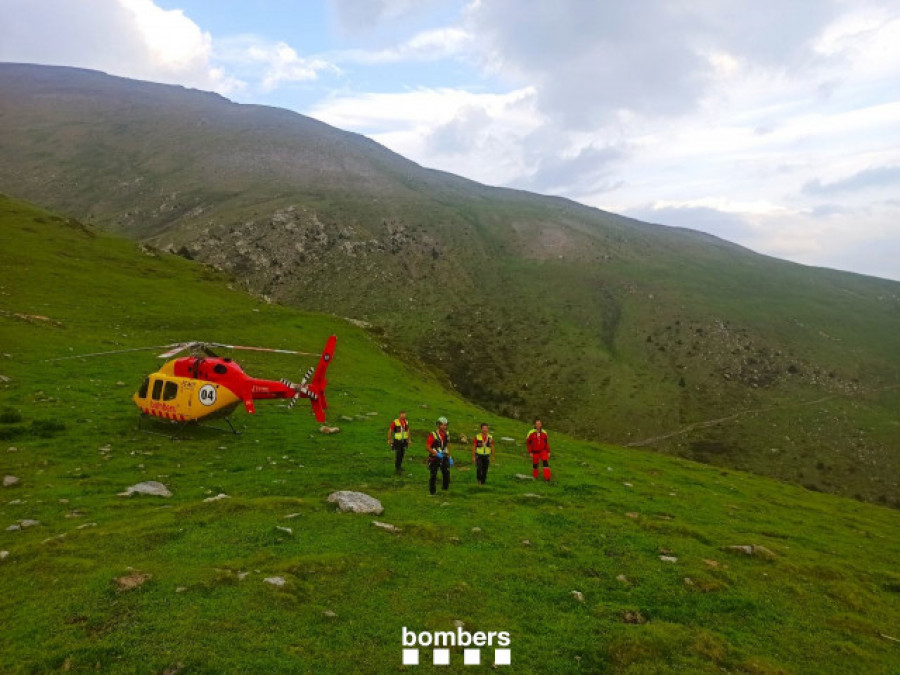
left=626, top=383, right=900, bottom=447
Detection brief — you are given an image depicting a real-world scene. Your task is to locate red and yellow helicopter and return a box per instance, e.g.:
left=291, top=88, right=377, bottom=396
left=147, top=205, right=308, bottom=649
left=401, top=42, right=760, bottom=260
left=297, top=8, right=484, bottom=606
left=54, top=336, right=336, bottom=432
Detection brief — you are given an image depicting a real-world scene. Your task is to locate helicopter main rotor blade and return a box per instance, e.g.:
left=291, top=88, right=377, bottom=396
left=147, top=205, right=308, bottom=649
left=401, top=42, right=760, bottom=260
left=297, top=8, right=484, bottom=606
left=46, top=344, right=183, bottom=362
left=205, top=343, right=317, bottom=356
left=157, top=342, right=200, bottom=359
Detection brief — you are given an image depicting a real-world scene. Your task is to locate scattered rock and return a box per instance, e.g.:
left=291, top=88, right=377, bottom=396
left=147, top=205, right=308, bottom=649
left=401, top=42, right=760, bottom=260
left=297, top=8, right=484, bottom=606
left=0, top=550, right=8, bottom=560
left=238, top=572, right=249, bottom=581
left=523, top=493, right=542, bottom=499
left=623, top=482, right=633, bottom=488
left=118, top=481, right=172, bottom=497
left=365, top=412, right=379, bottom=416
left=453, top=620, right=465, bottom=629
left=6, top=524, right=20, bottom=532
left=19, top=519, right=40, bottom=528
left=324, top=610, right=337, bottom=618
left=471, top=527, right=482, bottom=534
left=623, top=610, right=646, bottom=624
left=522, top=539, right=531, bottom=547
left=76, top=522, right=97, bottom=530
left=514, top=474, right=533, bottom=480
left=683, top=577, right=695, bottom=586
left=625, top=512, right=639, bottom=519
left=327, top=491, right=384, bottom=515
left=275, top=526, right=293, bottom=535
left=340, top=415, right=354, bottom=422
left=264, top=576, right=286, bottom=587
left=116, top=571, right=151, bottom=591
left=572, top=590, right=584, bottom=603
left=725, top=544, right=776, bottom=559
left=3, top=475, right=19, bottom=487
left=284, top=512, right=302, bottom=519
left=616, top=574, right=629, bottom=584
left=703, top=559, right=720, bottom=568
left=319, top=426, right=340, bottom=434
left=659, top=556, right=678, bottom=563
left=203, top=493, right=230, bottom=502
left=500, top=437, right=516, bottom=444
left=372, top=521, right=400, bottom=533
left=459, top=434, right=468, bottom=444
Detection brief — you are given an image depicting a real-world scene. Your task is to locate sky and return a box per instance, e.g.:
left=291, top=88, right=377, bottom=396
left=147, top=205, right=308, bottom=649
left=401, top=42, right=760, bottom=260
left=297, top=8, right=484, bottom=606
left=2, top=0, right=899, bottom=281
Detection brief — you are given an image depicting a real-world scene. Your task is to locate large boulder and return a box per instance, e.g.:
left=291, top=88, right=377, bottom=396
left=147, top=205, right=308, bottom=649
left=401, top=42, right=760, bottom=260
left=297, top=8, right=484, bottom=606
left=327, top=491, right=384, bottom=515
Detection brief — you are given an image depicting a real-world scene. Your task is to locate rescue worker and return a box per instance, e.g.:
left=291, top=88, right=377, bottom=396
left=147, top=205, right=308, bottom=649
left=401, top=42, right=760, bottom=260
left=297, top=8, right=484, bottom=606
left=388, top=411, right=411, bottom=475
left=426, top=416, right=451, bottom=495
left=526, top=417, right=551, bottom=482
left=472, top=422, right=494, bottom=485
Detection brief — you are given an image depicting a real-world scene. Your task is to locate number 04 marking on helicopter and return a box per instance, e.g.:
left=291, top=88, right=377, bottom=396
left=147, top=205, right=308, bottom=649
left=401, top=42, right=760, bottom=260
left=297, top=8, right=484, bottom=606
left=198, top=384, right=218, bottom=406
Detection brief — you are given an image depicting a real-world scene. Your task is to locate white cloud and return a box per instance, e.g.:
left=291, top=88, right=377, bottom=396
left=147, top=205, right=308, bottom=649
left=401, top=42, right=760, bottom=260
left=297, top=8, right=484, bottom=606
left=334, top=27, right=472, bottom=64
left=214, top=37, right=339, bottom=92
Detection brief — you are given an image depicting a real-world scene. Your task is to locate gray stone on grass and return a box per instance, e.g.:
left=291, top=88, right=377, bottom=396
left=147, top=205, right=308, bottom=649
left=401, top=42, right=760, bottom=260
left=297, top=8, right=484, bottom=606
left=264, top=576, right=286, bottom=587
left=514, top=474, right=533, bottom=480
left=0, top=550, right=9, bottom=560
left=119, top=481, right=172, bottom=497
left=372, top=521, right=400, bottom=533
left=3, top=475, right=19, bottom=487
left=572, top=590, right=584, bottom=603
left=19, top=519, right=40, bottom=528
left=327, top=491, right=384, bottom=515
left=203, top=493, right=230, bottom=502
left=726, top=545, right=777, bottom=559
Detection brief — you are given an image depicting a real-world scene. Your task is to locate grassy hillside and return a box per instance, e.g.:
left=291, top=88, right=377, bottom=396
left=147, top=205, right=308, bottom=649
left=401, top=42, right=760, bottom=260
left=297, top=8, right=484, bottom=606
left=1, top=63, right=899, bottom=509
left=2, top=196, right=900, bottom=673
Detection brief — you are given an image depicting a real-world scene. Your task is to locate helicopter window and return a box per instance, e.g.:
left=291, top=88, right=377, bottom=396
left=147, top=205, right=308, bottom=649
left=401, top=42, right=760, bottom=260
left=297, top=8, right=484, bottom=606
left=151, top=379, right=164, bottom=400
left=163, top=381, right=178, bottom=401
left=213, top=364, right=228, bottom=375
left=138, top=378, right=150, bottom=398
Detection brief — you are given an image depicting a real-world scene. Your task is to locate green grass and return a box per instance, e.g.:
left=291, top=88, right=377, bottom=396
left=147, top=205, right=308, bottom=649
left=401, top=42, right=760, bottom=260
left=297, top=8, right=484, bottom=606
left=2, top=196, right=900, bottom=673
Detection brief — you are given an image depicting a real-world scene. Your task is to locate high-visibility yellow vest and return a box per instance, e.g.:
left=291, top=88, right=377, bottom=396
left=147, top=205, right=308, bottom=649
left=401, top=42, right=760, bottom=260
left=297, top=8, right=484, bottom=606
left=475, top=433, right=493, bottom=455
left=392, top=419, right=409, bottom=441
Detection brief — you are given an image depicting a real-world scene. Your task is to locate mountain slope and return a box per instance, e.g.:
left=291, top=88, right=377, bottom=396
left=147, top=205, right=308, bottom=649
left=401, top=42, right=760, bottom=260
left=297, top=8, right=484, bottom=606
left=2, top=195, right=900, bottom=673
left=1, top=63, right=899, bottom=506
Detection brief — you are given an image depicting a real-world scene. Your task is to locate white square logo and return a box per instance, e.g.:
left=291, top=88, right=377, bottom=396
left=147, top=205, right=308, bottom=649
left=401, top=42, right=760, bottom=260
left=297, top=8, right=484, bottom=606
left=402, top=649, right=419, bottom=666
left=464, top=649, right=481, bottom=665
left=495, top=649, right=511, bottom=666
left=433, top=649, right=450, bottom=666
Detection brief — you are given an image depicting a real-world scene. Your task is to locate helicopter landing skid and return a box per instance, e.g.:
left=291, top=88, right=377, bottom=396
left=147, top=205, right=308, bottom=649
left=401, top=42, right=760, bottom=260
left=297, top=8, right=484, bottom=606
left=138, top=414, right=240, bottom=439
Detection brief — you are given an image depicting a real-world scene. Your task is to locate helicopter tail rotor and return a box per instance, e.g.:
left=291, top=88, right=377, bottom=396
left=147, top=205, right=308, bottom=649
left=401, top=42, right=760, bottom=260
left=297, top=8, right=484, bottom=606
left=306, top=335, right=336, bottom=422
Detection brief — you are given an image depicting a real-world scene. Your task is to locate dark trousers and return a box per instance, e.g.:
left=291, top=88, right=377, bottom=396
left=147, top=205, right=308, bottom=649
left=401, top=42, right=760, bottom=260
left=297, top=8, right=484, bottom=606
left=475, top=454, right=491, bottom=484
left=393, top=441, right=408, bottom=472
left=428, top=455, right=450, bottom=494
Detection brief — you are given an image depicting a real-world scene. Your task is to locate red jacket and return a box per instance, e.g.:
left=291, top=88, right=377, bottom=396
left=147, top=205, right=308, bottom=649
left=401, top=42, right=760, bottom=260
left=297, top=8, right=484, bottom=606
left=526, top=428, right=549, bottom=454
left=427, top=430, right=448, bottom=455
